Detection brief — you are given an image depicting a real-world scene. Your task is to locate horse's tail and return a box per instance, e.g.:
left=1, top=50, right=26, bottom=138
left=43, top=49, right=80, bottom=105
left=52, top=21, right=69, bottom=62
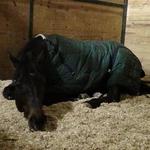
left=140, top=80, right=150, bottom=95
left=140, top=69, right=145, bottom=78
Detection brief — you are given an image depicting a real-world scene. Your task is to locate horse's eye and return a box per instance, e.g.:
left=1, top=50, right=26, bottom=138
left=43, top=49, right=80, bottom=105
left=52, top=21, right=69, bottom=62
left=29, top=73, right=35, bottom=77
left=13, top=80, right=18, bottom=85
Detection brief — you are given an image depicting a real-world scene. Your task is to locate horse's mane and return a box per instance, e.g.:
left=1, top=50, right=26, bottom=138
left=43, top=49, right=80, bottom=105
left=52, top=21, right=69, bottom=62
left=17, top=36, right=47, bottom=63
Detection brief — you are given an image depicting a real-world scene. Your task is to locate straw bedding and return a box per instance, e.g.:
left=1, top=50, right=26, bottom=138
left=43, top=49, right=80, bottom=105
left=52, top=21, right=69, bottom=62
left=0, top=80, right=150, bottom=150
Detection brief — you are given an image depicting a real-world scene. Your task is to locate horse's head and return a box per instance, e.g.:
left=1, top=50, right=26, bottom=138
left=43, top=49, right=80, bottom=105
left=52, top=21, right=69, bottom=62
left=10, top=37, right=46, bottom=112
left=7, top=37, right=47, bottom=130
left=12, top=61, right=44, bottom=113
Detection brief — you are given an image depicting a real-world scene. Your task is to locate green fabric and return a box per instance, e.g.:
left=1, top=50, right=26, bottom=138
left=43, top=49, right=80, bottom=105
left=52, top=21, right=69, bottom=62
left=45, top=34, right=142, bottom=95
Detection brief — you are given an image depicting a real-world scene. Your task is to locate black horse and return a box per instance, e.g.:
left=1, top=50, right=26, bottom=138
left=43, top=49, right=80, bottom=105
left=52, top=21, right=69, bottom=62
left=3, top=34, right=150, bottom=131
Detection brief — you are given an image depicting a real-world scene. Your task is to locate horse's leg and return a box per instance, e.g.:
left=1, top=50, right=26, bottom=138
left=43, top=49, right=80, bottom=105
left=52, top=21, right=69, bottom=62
left=85, top=84, right=120, bottom=108
left=106, top=85, right=120, bottom=102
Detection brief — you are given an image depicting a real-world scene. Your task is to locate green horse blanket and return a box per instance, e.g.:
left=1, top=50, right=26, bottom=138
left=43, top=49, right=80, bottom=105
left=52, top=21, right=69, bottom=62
left=40, top=34, right=143, bottom=96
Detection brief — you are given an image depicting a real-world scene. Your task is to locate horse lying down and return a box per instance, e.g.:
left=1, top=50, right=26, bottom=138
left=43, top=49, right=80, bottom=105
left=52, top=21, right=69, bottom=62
left=3, top=34, right=150, bottom=131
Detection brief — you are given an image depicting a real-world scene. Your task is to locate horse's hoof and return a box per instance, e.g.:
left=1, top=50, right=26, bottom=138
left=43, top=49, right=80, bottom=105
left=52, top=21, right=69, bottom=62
left=84, top=98, right=102, bottom=109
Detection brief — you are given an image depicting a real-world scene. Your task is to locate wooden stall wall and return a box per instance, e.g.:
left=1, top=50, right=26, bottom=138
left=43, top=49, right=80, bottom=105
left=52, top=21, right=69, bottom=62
left=103, top=0, right=123, bottom=3
left=125, top=0, right=150, bottom=75
left=33, top=0, right=123, bottom=41
left=0, top=0, right=29, bottom=79
left=0, top=0, right=125, bottom=79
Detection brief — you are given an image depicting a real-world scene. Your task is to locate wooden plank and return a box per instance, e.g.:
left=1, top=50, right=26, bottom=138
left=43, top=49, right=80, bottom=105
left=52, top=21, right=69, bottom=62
left=98, top=0, right=124, bottom=4
left=74, top=0, right=124, bottom=7
left=125, top=0, right=150, bottom=74
left=0, top=0, right=29, bottom=79
left=33, top=0, right=123, bottom=42
left=77, top=0, right=124, bottom=5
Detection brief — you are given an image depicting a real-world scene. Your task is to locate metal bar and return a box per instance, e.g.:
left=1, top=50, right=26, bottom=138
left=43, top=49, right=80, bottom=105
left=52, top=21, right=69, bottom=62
left=28, top=0, right=34, bottom=39
left=121, top=0, right=128, bottom=44
left=75, top=0, right=124, bottom=8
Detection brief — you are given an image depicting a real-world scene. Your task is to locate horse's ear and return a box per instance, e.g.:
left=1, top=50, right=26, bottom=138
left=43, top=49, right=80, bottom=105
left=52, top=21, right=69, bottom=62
left=9, top=53, right=19, bottom=68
